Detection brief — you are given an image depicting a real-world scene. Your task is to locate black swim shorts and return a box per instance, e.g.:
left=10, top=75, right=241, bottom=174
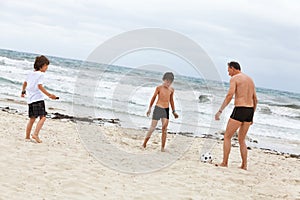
left=152, top=106, right=169, bottom=120
left=28, top=100, right=47, bottom=118
left=230, top=107, right=254, bottom=122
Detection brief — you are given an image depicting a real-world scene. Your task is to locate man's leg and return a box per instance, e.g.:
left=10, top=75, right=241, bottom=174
left=143, top=120, right=158, bottom=148
left=26, top=117, right=36, bottom=139
left=238, top=122, right=251, bottom=170
left=32, top=116, right=46, bottom=143
left=220, top=118, right=241, bottom=167
left=161, top=118, right=169, bottom=152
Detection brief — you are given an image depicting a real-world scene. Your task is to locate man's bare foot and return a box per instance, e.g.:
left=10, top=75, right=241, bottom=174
left=161, top=148, right=165, bottom=152
left=31, top=134, right=42, bottom=143
left=215, top=162, right=227, bottom=167
left=142, top=143, right=146, bottom=148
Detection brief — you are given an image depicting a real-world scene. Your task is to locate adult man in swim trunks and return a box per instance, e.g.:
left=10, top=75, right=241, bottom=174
left=215, top=61, right=257, bottom=170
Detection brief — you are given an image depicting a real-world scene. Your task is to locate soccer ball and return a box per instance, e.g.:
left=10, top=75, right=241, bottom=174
left=200, top=152, right=212, bottom=163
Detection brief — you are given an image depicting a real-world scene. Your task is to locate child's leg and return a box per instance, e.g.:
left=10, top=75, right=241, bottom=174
left=143, top=120, right=158, bottom=148
left=32, top=116, right=46, bottom=143
left=26, top=117, right=36, bottom=139
left=161, top=118, right=169, bottom=152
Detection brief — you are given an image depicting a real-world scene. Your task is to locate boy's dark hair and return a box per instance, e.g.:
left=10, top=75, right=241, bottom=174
left=228, top=61, right=241, bottom=71
left=162, top=72, right=174, bottom=82
left=34, top=55, right=50, bottom=71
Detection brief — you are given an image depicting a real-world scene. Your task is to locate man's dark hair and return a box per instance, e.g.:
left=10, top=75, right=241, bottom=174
left=162, top=72, right=174, bottom=82
left=228, top=61, right=241, bottom=71
left=34, top=55, right=50, bottom=71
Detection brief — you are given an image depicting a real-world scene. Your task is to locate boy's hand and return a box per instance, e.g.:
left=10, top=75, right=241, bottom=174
left=173, top=112, right=179, bottom=119
left=146, top=108, right=151, bottom=117
left=49, top=94, right=57, bottom=100
left=21, top=90, right=26, bottom=97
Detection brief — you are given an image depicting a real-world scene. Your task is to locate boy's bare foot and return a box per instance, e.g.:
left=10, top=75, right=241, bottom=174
left=215, top=162, right=227, bottom=167
left=161, top=148, right=166, bottom=152
left=142, top=143, right=146, bottom=148
left=31, top=134, right=42, bottom=143
left=239, top=164, right=247, bottom=170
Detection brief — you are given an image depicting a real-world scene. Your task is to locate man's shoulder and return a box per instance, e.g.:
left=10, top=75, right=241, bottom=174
left=232, top=73, right=254, bottom=84
left=232, top=73, right=247, bottom=80
left=239, top=73, right=253, bottom=82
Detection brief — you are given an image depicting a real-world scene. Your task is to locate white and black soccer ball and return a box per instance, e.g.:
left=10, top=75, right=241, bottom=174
left=200, top=152, right=213, bottom=163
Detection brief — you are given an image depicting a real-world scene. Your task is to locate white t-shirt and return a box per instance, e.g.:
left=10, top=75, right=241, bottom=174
left=25, top=71, right=45, bottom=104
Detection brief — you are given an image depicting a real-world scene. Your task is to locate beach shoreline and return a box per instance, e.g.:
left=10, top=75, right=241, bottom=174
left=1, top=103, right=299, bottom=158
left=0, top=107, right=299, bottom=199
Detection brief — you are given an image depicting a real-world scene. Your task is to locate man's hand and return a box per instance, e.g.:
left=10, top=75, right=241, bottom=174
left=215, top=111, right=221, bottom=120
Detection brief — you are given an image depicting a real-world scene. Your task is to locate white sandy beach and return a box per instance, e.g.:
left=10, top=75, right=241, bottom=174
left=0, top=110, right=299, bottom=200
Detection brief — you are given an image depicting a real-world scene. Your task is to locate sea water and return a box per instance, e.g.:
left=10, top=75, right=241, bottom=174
left=0, top=48, right=299, bottom=154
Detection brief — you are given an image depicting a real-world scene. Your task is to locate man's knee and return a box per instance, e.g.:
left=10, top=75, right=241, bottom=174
left=238, top=137, right=246, bottom=144
left=224, top=132, right=234, bottom=140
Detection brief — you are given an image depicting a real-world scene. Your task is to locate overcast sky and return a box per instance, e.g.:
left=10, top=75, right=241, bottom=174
left=0, top=0, right=299, bottom=93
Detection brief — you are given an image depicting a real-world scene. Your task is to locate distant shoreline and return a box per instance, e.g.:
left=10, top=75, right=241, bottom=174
left=1, top=105, right=299, bottom=159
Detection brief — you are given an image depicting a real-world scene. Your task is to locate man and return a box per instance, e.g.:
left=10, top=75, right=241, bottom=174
left=215, top=61, right=257, bottom=170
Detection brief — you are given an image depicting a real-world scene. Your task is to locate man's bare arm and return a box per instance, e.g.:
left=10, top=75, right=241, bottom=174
left=253, top=88, right=258, bottom=111
left=219, top=78, right=236, bottom=112
left=215, top=78, right=235, bottom=120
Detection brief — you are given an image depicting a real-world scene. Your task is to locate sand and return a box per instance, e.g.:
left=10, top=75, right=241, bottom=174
left=0, top=110, right=299, bottom=200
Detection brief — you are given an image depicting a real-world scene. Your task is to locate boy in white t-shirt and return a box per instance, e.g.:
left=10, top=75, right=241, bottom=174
left=21, top=55, right=57, bottom=143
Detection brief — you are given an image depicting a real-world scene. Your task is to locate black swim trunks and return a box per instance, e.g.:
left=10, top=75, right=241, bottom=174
left=152, top=106, right=169, bottom=120
left=28, top=100, right=47, bottom=118
left=230, top=107, right=254, bottom=122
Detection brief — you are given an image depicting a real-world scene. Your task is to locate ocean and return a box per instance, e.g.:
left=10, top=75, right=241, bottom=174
left=0, top=48, right=299, bottom=154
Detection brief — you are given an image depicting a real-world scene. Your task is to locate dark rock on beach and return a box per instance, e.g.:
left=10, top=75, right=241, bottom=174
left=49, top=112, right=120, bottom=125
left=289, top=154, right=300, bottom=159
left=1, top=106, right=18, bottom=114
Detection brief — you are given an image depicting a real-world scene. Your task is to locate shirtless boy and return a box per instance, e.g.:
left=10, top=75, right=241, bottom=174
left=142, top=72, right=179, bottom=152
left=215, top=61, right=257, bottom=170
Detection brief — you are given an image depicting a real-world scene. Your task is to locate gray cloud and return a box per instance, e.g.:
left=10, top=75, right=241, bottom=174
left=0, top=0, right=299, bottom=93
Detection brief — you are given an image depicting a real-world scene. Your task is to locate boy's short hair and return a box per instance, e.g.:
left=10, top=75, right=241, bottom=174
left=228, top=61, right=241, bottom=71
left=162, top=72, right=174, bottom=82
left=34, top=55, right=50, bottom=71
